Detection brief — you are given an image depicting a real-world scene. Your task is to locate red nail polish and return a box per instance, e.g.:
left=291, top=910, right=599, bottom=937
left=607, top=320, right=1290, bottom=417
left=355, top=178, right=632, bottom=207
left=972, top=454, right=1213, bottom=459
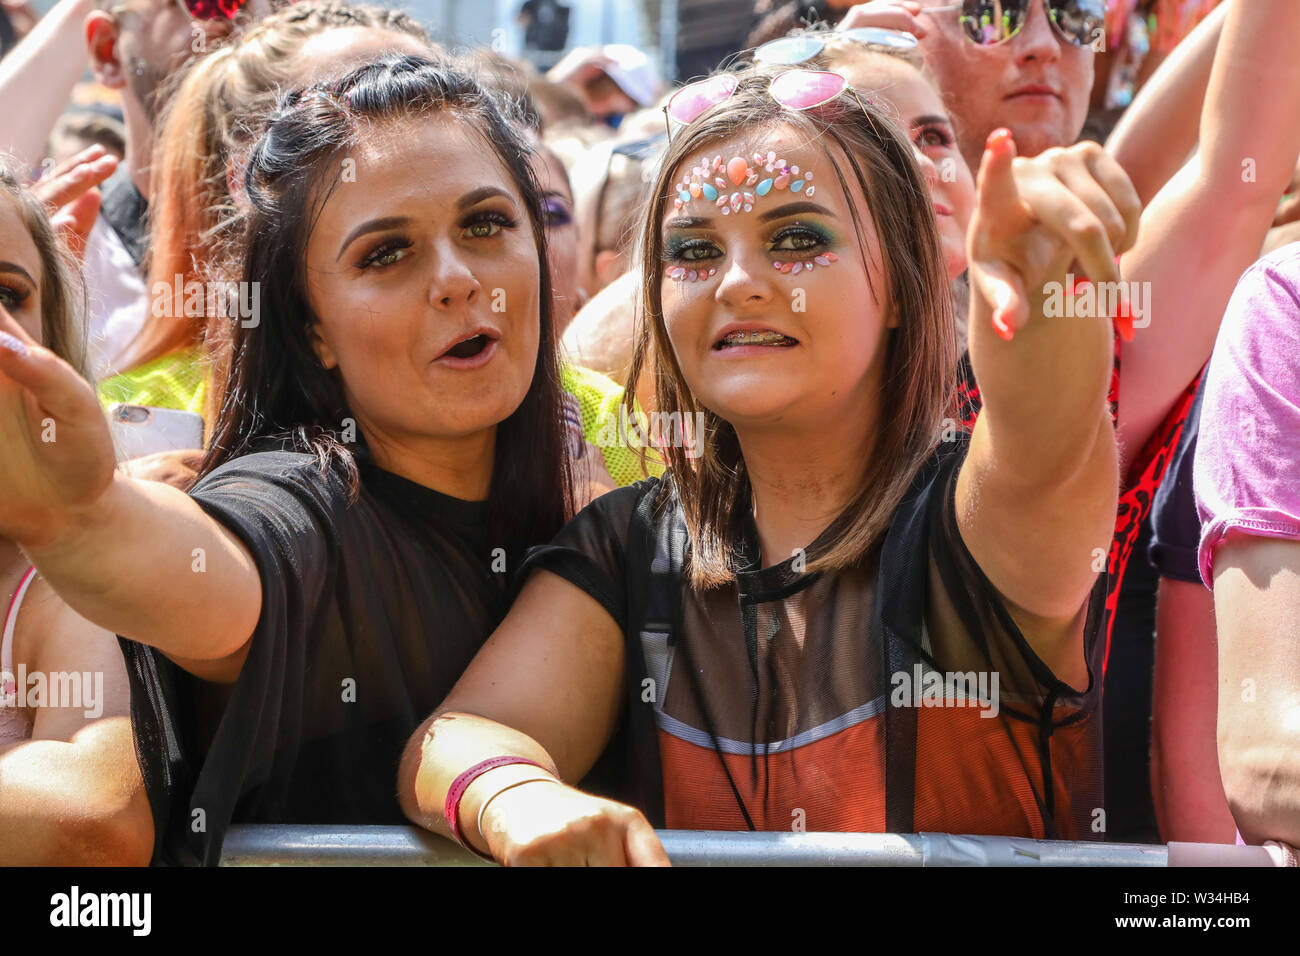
left=986, top=128, right=1012, bottom=151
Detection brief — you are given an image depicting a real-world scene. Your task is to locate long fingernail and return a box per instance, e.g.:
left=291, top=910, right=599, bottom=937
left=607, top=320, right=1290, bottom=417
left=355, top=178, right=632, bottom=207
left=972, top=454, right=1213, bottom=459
left=986, top=127, right=1012, bottom=151
left=992, top=311, right=1015, bottom=341
left=0, top=331, right=29, bottom=356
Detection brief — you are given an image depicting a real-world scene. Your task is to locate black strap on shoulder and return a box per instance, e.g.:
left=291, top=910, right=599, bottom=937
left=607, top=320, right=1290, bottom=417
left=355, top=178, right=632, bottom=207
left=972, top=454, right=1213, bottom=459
left=874, top=438, right=972, bottom=834
left=622, top=482, right=762, bottom=830
left=616, top=486, right=673, bottom=828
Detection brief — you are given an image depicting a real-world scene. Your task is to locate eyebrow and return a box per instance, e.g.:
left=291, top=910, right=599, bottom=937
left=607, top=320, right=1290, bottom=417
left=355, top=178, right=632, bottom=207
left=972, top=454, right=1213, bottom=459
left=335, top=186, right=517, bottom=261
left=912, top=114, right=954, bottom=129
left=664, top=216, right=712, bottom=229
left=0, top=261, right=35, bottom=285
left=758, top=201, right=836, bottom=222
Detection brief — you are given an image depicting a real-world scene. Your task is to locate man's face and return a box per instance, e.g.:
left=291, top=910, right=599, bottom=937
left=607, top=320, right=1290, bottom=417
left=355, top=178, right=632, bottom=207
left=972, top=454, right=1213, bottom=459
left=107, top=0, right=256, bottom=122
left=916, top=0, right=1093, bottom=169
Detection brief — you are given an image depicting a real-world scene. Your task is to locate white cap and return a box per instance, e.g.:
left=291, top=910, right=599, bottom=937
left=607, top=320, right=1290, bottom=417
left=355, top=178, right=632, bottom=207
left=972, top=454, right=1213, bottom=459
left=599, top=43, right=662, bottom=108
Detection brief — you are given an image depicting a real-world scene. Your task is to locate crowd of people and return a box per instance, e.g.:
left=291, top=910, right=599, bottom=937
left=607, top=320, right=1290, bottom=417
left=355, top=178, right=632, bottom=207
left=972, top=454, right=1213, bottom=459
left=0, top=0, right=1296, bottom=867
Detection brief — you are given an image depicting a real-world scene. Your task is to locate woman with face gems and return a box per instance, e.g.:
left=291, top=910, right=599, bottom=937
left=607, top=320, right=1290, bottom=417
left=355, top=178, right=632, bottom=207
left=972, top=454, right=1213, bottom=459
left=399, top=65, right=1141, bottom=865
left=0, top=56, right=585, bottom=865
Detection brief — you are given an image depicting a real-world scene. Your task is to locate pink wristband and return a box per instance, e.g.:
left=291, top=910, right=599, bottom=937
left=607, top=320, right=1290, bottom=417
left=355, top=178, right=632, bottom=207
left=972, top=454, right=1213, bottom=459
left=444, top=756, right=549, bottom=851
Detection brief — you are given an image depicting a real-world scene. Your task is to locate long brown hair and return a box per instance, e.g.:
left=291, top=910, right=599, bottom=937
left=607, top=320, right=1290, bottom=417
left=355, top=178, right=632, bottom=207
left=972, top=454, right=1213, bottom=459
left=201, top=55, right=574, bottom=552
left=119, top=1, right=431, bottom=377
left=626, top=68, right=956, bottom=588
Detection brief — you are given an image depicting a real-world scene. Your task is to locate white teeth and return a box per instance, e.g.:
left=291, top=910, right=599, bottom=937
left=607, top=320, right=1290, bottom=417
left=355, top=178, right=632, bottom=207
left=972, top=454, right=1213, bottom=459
left=719, top=330, right=794, bottom=347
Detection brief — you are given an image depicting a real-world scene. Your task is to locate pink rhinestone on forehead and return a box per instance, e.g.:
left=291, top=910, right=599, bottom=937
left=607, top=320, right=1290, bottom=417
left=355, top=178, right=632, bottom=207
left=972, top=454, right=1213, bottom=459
left=671, top=150, right=816, bottom=214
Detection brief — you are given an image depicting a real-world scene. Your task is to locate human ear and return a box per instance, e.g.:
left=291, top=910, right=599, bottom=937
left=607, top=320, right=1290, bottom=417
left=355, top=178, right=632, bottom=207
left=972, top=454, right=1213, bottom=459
left=308, top=321, right=340, bottom=371
left=594, top=248, right=626, bottom=288
left=86, top=12, right=125, bottom=91
left=883, top=296, right=901, bottom=330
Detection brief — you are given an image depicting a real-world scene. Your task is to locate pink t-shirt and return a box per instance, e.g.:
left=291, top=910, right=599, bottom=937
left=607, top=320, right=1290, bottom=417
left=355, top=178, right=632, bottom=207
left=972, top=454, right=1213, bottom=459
left=1196, top=243, right=1300, bottom=585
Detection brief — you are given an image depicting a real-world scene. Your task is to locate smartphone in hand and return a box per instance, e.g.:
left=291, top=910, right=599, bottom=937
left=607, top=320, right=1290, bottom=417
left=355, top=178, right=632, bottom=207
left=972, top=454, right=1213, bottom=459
left=106, top=404, right=205, bottom=460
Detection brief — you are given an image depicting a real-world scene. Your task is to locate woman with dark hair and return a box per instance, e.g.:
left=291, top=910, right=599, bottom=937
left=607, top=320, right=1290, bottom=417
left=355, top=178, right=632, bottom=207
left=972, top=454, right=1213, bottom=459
left=0, top=55, right=578, bottom=865
left=399, top=65, right=1140, bottom=864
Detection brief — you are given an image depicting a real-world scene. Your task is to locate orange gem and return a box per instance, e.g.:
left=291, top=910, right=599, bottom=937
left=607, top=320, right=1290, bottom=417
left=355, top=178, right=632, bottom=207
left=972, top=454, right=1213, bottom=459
left=727, top=156, right=749, bottom=186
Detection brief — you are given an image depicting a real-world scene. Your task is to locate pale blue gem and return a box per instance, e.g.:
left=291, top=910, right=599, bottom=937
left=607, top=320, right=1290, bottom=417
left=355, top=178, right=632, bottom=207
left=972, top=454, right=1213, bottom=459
left=701, top=183, right=719, bottom=201
left=756, top=178, right=773, bottom=197
left=678, top=189, right=692, bottom=203
left=790, top=179, right=805, bottom=193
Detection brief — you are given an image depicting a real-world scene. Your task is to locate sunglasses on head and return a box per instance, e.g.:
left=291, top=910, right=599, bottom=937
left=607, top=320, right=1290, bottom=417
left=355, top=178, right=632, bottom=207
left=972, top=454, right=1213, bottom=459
left=177, top=0, right=248, bottom=21
left=753, top=26, right=919, bottom=66
left=664, top=69, right=869, bottom=142
left=931, top=0, right=1106, bottom=48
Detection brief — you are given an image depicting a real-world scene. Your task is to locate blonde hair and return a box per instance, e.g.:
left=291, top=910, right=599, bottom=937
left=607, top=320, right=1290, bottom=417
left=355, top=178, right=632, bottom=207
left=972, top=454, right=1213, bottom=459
left=626, top=68, right=956, bottom=588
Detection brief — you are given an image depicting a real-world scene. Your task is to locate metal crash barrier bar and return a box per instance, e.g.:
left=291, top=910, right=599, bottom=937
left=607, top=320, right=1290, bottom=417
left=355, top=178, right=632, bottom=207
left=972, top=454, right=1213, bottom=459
left=219, top=826, right=1280, bottom=866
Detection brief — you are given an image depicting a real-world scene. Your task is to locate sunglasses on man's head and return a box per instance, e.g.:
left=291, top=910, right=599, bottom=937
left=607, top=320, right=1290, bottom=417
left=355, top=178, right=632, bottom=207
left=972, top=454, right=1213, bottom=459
left=754, top=27, right=919, bottom=67
left=177, top=0, right=248, bottom=21
left=931, top=0, right=1107, bottom=48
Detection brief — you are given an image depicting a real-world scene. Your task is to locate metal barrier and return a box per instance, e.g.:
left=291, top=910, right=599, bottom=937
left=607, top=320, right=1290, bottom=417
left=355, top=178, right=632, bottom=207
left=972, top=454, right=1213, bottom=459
left=220, top=826, right=1280, bottom=866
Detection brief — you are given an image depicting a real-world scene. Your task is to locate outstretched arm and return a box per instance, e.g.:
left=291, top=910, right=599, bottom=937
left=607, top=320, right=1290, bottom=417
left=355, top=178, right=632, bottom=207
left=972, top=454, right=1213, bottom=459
left=0, top=308, right=261, bottom=681
left=0, top=0, right=95, bottom=175
left=959, top=133, right=1139, bottom=680
left=1117, top=0, right=1300, bottom=466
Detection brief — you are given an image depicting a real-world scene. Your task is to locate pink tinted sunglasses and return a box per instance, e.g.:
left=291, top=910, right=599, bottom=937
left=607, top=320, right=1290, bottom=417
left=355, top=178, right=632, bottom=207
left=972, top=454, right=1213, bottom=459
left=663, top=69, right=868, bottom=141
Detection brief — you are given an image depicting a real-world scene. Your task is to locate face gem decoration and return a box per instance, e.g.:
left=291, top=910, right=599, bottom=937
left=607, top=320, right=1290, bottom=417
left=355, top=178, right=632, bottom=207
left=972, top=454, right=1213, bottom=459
left=668, top=152, right=832, bottom=281
left=673, top=151, right=815, bottom=217
left=668, top=266, right=719, bottom=282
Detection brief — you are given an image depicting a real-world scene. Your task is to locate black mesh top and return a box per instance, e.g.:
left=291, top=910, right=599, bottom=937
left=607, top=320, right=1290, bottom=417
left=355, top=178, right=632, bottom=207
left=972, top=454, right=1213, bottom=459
left=119, top=445, right=520, bottom=865
left=520, top=437, right=1109, bottom=839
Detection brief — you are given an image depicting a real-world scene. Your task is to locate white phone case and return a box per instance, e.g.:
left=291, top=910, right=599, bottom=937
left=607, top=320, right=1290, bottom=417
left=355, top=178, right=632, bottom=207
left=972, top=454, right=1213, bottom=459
left=107, top=404, right=205, bottom=460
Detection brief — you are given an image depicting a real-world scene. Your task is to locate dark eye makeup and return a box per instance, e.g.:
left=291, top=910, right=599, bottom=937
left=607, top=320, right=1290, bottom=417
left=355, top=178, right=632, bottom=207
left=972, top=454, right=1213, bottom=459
left=0, top=278, right=33, bottom=308
left=542, top=196, right=574, bottom=229
left=355, top=207, right=520, bottom=270
left=661, top=220, right=834, bottom=265
left=915, top=123, right=956, bottom=150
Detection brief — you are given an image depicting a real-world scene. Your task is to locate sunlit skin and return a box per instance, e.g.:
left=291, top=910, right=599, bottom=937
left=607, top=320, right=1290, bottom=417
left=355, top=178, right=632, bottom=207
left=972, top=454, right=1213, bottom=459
left=834, top=54, right=974, bottom=278
left=661, top=126, right=895, bottom=561
left=916, top=0, right=1093, bottom=169
left=303, top=114, right=542, bottom=499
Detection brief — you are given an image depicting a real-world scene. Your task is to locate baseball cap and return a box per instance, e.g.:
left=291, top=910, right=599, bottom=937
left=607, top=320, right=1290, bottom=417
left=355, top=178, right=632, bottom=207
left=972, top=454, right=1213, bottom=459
left=599, top=43, right=662, bottom=108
